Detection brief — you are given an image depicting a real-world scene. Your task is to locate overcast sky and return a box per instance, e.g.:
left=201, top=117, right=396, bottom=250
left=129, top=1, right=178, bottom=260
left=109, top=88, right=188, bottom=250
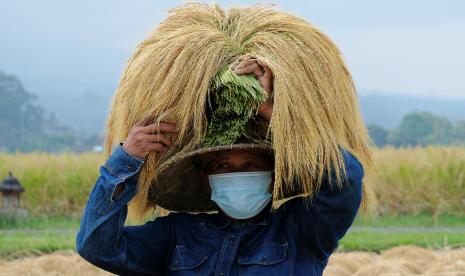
left=1, top=0, right=465, bottom=99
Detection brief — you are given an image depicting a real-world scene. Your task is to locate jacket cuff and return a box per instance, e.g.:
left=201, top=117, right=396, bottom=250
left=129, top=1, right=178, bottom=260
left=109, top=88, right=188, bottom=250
left=104, top=144, right=144, bottom=177
left=119, top=143, right=146, bottom=162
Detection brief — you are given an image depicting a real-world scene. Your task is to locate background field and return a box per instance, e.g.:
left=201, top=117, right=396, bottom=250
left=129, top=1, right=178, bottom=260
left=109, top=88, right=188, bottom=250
left=1, top=147, right=465, bottom=257
left=1, top=147, right=464, bottom=217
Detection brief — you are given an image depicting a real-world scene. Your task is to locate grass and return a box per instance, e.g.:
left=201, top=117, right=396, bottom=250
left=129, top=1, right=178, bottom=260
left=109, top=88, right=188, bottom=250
left=1, top=213, right=464, bottom=258
left=342, top=213, right=465, bottom=251
left=0, top=216, right=79, bottom=258
left=0, top=215, right=81, bottom=229
left=0, top=230, right=76, bottom=257
left=339, top=231, right=465, bottom=251
left=353, top=212, right=465, bottom=228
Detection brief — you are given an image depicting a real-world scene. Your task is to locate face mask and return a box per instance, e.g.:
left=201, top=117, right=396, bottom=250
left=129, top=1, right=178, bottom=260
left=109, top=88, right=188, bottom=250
left=208, top=171, right=273, bottom=220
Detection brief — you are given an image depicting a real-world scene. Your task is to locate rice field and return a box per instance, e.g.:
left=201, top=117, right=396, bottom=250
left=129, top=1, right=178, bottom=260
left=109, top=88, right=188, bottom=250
left=371, top=146, right=465, bottom=216
left=0, top=151, right=103, bottom=216
left=0, top=146, right=464, bottom=216
left=0, top=147, right=464, bottom=274
left=0, top=246, right=464, bottom=275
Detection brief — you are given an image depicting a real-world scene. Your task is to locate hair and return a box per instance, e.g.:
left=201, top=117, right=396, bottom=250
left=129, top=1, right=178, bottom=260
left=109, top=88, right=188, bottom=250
left=104, top=3, right=375, bottom=218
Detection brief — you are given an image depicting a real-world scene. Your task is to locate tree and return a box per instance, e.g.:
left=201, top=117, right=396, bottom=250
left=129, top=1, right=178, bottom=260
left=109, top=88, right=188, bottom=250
left=367, top=123, right=388, bottom=147
left=388, top=111, right=454, bottom=147
left=452, top=121, right=465, bottom=145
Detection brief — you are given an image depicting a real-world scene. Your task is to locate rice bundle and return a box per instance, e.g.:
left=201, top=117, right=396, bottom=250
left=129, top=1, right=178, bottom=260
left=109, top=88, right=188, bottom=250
left=0, top=251, right=112, bottom=276
left=327, top=252, right=378, bottom=274
left=324, top=246, right=465, bottom=275
left=204, top=65, right=268, bottom=147
left=2, top=247, right=465, bottom=275
left=104, top=3, right=374, bottom=216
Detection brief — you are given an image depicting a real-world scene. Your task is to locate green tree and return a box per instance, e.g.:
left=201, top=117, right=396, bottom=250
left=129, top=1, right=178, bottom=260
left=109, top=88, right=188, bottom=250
left=367, top=123, right=388, bottom=147
left=388, top=111, right=453, bottom=147
left=452, top=121, right=465, bottom=145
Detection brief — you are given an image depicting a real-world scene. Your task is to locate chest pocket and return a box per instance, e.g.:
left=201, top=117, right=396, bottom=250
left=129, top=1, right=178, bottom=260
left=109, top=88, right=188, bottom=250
left=168, top=244, right=208, bottom=275
left=238, top=241, right=292, bottom=275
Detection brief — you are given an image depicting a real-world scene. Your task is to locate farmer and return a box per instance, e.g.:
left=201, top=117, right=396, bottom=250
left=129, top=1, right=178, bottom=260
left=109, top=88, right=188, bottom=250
left=76, top=59, right=364, bottom=275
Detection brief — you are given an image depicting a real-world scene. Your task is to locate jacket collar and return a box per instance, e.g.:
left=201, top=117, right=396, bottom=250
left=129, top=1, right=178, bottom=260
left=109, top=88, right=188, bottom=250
left=208, top=202, right=272, bottom=229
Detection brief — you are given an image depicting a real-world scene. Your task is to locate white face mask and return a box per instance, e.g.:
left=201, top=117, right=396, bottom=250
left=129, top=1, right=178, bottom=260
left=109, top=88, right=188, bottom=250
left=208, top=171, right=273, bottom=220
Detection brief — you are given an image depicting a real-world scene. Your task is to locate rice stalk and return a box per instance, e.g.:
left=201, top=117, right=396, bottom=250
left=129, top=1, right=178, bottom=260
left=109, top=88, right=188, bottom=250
left=103, top=3, right=374, bottom=217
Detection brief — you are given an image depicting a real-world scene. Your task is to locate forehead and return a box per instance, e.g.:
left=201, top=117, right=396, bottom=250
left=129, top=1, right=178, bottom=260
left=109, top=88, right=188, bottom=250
left=199, top=149, right=273, bottom=169
left=215, top=149, right=271, bottom=160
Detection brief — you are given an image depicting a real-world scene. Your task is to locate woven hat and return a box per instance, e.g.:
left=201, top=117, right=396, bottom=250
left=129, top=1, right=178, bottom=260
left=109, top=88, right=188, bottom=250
left=148, top=141, right=300, bottom=212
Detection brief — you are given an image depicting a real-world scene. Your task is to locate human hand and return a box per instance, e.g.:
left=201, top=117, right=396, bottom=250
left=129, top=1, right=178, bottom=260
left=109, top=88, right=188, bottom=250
left=122, top=114, right=179, bottom=160
left=232, top=58, right=274, bottom=121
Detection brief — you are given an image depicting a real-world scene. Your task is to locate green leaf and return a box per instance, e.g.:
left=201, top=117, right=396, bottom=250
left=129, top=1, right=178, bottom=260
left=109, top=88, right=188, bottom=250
left=204, top=66, right=268, bottom=147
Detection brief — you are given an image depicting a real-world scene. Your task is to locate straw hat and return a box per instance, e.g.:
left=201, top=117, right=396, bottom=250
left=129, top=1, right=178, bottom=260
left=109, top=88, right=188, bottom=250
left=148, top=139, right=302, bottom=212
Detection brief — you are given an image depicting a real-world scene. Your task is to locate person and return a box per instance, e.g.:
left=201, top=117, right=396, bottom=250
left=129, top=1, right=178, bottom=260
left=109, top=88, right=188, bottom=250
left=76, top=60, right=364, bottom=275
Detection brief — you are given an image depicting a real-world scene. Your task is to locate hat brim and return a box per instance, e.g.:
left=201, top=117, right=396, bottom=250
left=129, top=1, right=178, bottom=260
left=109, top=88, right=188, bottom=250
left=148, top=143, right=301, bottom=212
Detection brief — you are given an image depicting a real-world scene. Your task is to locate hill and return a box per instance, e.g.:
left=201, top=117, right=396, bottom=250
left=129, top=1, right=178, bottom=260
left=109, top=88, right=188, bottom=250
left=35, top=91, right=465, bottom=135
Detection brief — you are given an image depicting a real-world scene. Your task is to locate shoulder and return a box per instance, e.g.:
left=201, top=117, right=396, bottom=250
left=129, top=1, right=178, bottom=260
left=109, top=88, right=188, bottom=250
left=272, top=196, right=310, bottom=219
left=339, top=148, right=364, bottom=181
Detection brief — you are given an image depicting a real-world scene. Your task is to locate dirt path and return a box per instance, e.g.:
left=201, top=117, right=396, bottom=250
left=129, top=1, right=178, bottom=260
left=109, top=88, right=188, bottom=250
left=0, top=246, right=464, bottom=275
left=350, top=226, right=465, bottom=233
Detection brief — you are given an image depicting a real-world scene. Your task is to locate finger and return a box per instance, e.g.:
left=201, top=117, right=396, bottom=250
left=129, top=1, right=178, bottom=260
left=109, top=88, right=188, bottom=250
left=146, top=142, right=167, bottom=153
left=256, top=60, right=272, bottom=77
left=239, top=59, right=259, bottom=68
left=146, top=134, right=172, bottom=146
left=231, top=58, right=260, bottom=70
left=231, top=58, right=253, bottom=69
left=233, top=63, right=265, bottom=76
left=141, top=122, right=179, bottom=134
left=135, top=113, right=156, bottom=127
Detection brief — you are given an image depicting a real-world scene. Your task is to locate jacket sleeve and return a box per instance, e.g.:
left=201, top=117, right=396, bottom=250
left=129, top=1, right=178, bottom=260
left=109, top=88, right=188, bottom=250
left=76, top=144, right=172, bottom=275
left=291, top=149, right=364, bottom=260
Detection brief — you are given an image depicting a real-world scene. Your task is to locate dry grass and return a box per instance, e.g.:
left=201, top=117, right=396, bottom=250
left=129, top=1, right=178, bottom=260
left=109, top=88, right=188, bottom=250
left=104, top=2, right=374, bottom=217
left=325, top=246, right=465, bottom=275
left=0, top=246, right=464, bottom=275
left=0, top=251, right=111, bottom=276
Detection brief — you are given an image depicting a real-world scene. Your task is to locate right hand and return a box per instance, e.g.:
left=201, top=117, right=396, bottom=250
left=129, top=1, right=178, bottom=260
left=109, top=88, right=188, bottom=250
left=122, top=114, right=179, bottom=160
left=232, top=58, right=274, bottom=121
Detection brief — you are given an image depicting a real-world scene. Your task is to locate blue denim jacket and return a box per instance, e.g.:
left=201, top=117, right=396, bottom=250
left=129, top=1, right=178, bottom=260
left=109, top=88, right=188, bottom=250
left=76, top=144, right=364, bottom=275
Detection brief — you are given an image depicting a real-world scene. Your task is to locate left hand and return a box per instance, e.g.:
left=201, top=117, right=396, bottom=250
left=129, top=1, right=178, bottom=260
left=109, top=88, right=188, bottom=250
left=232, top=58, right=273, bottom=121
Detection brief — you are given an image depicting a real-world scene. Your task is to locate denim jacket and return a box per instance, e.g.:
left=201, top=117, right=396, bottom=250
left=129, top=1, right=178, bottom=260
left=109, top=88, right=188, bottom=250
left=76, top=144, right=364, bottom=275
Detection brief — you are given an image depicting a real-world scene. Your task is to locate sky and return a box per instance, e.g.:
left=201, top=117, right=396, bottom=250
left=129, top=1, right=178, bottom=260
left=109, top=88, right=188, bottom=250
left=1, top=0, right=465, bottom=99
